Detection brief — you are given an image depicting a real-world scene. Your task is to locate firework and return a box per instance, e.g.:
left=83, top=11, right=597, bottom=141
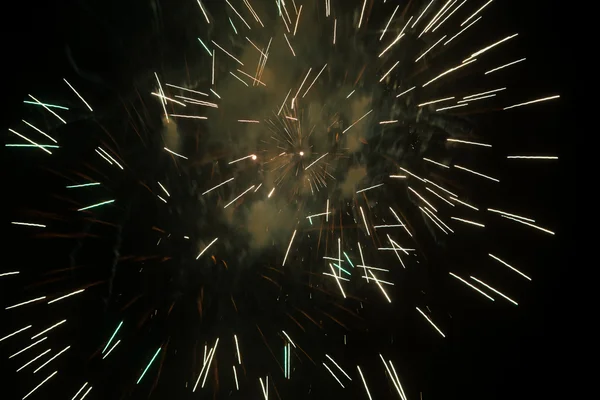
left=3, top=0, right=561, bottom=399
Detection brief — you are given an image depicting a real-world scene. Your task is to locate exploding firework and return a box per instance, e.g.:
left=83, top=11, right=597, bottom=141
left=3, top=0, right=561, bottom=399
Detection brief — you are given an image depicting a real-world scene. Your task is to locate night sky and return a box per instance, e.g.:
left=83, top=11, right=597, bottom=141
left=3, top=1, right=572, bottom=399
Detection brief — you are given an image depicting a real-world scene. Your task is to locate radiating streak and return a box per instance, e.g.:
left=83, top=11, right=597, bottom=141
left=356, top=0, right=367, bottom=28
left=137, top=348, right=162, bottom=384
left=151, top=92, right=186, bottom=106
left=6, top=296, right=46, bottom=310
left=210, top=88, right=220, bottom=98
left=425, top=206, right=455, bottom=232
left=470, top=276, right=518, bottom=305
left=229, top=154, right=256, bottom=164
left=358, top=241, right=368, bottom=282
left=323, top=363, right=345, bottom=387
left=326, top=199, right=330, bottom=222
left=23, top=101, right=68, bottom=110
left=79, top=386, right=93, bottom=400
left=323, top=272, right=350, bottom=281
left=422, top=0, right=454, bottom=34
left=11, top=222, right=46, bottom=227
left=230, top=71, right=249, bottom=86
left=8, top=129, right=52, bottom=154
left=48, top=289, right=85, bottom=304
left=418, top=96, right=455, bottom=107
left=389, top=175, right=407, bottom=180
left=22, top=120, right=57, bottom=143
left=462, top=0, right=493, bottom=26
left=412, top=0, right=434, bottom=28
left=378, top=33, right=405, bottom=58
left=437, top=103, right=468, bottom=111
left=417, top=308, right=446, bottom=337
left=278, top=89, right=292, bottom=115
left=17, top=349, right=52, bottom=372
left=380, top=120, right=398, bottom=124
left=243, top=0, right=264, bottom=26
left=0, top=270, right=19, bottom=277
left=486, top=58, right=526, bottom=74
left=22, top=370, right=57, bottom=400
left=233, top=366, right=239, bottom=389
left=225, top=185, right=255, bottom=208
left=333, top=18, right=337, bottom=44
left=284, top=33, right=296, bottom=56
left=102, top=340, right=121, bottom=359
left=501, top=215, right=555, bottom=235
left=1, top=325, right=32, bottom=342
left=450, top=272, right=495, bottom=300
left=226, top=0, right=251, bottom=29
left=78, top=199, right=115, bottom=211
left=303, top=64, right=328, bottom=98
left=503, top=95, right=560, bottom=110
left=357, top=366, right=373, bottom=400
left=194, top=346, right=214, bottom=391
left=237, top=69, right=266, bottom=86
left=328, top=264, right=347, bottom=298
left=282, top=230, right=297, bottom=266
left=450, top=197, right=478, bottom=210
left=380, top=61, right=400, bottom=82
left=389, top=361, right=408, bottom=400
left=488, top=208, right=535, bottom=222
left=463, top=88, right=506, bottom=99
left=359, top=206, right=370, bottom=236
left=294, top=5, right=302, bottom=35
left=196, top=0, right=210, bottom=23
left=423, top=157, right=449, bottom=168
left=308, top=212, right=331, bottom=219
left=259, top=376, right=268, bottom=399
left=507, top=155, right=558, bottom=160
left=66, top=182, right=100, bottom=188
left=212, top=50, right=216, bottom=84
left=268, top=188, right=275, bottom=198
left=254, top=183, right=263, bottom=192
left=175, top=95, right=218, bottom=107
left=425, top=188, right=454, bottom=207
left=433, top=0, right=466, bottom=32
left=326, top=354, right=352, bottom=380
left=201, top=339, right=219, bottom=388
left=166, top=83, right=209, bottom=96
left=28, top=95, right=66, bottom=124
left=34, top=345, right=70, bottom=373
left=369, top=271, right=392, bottom=302
left=489, top=254, right=531, bottom=280
left=202, top=178, right=234, bottom=195
left=380, top=5, right=399, bottom=41
left=421, top=207, right=448, bottom=234
left=451, top=217, right=485, bottom=227
left=212, top=40, right=244, bottom=65
left=10, top=338, right=47, bottom=359
left=6, top=144, right=58, bottom=148
left=465, top=33, right=519, bottom=62
left=444, top=17, right=481, bottom=46
left=374, top=225, right=403, bottom=229
left=158, top=182, right=170, bottom=197
left=346, top=90, right=355, bottom=98
left=154, top=72, right=169, bottom=120
left=238, top=119, right=260, bottom=123
left=415, top=35, right=447, bottom=62
left=282, top=331, right=296, bottom=349
left=71, top=382, right=88, bottom=400
left=379, top=355, right=404, bottom=398
left=164, top=147, right=188, bottom=159
left=447, top=138, right=492, bottom=147
left=343, top=109, right=373, bottom=133
left=457, top=93, right=496, bottom=103
left=356, top=183, right=384, bottom=194
left=423, top=58, right=477, bottom=87
left=98, top=147, right=123, bottom=169
left=408, top=187, right=437, bottom=212
left=305, top=152, right=328, bottom=170
left=196, top=238, right=219, bottom=259
left=454, top=164, right=499, bottom=182
left=357, top=265, right=389, bottom=272
left=102, top=321, right=123, bottom=353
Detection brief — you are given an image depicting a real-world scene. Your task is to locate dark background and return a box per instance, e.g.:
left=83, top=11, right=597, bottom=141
left=2, top=1, right=572, bottom=399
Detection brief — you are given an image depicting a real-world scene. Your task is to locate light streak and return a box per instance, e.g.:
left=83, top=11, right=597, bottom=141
left=1, top=325, right=32, bottom=342
left=454, top=164, right=499, bottom=182
left=22, top=120, right=57, bottom=143
left=449, top=272, right=495, bottom=301
left=10, top=337, right=47, bottom=359
left=136, top=348, right=162, bottom=384
left=506, top=155, right=558, bottom=160
left=102, top=321, right=123, bottom=353
left=48, top=289, right=85, bottom=304
left=447, top=138, right=492, bottom=147
left=357, top=366, right=373, bottom=400
left=470, top=276, right=518, bottom=305
left=234, top=334, right=242, bottom=364
left=451, top=217, right=485, bottom=227
left=70, top=383, right=88, bottom=400
left=8, top=129, right=52, bottom=154
left=485, top=58, right=526, bottom=74
left=359, top=206, right=370, bottom=236
left=342, top=109, right=373, bottom=133
left=28, top=95, right=66, bottom=124
left=503, top=95, right=560, bottom=110
left=34, top=345, right=70, bottom=373
left=102, top=340, right=121, bottom=359
left=196, top=0, right=210, bottom=23
left=22, top=370, right=57, bottom=400
left=305, top=152, right=328, bottom=170
left=356, top=183, right=384, bottom=193
left=6, top=296, right=46, bottom=310
left=196, top=238, right=219, bottom=259
left=282, top=230, right=297, bottom=266
left=164, top=147, right=188, bottom=159
left=323, top=362, right=345, bottom=388
left=501, top=215, right=555, bottom=235
left=416, top=307, right=446, bottom=337
left=489, top=254, right=531, bottom=280
left=78, top=199, right=115, bottom=211
left=11, top=222, right=46, bottom=228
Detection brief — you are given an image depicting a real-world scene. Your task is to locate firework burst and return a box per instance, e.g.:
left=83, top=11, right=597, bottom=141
left=3, top=0, right=562, bottom=399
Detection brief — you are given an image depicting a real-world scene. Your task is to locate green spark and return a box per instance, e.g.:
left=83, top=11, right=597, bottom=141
left=137, top=348, right=162, bottom=384
left=197, top=38, right=212, bottom=56
left=66, top=182, right=101, bottom=189
left=78, top=199, right=115, bottom=211
left=23, top=101, right=69, bottom=110
left=102, top=321, right=123, bottom=353
left=229, top=18, right=238, bottom=34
